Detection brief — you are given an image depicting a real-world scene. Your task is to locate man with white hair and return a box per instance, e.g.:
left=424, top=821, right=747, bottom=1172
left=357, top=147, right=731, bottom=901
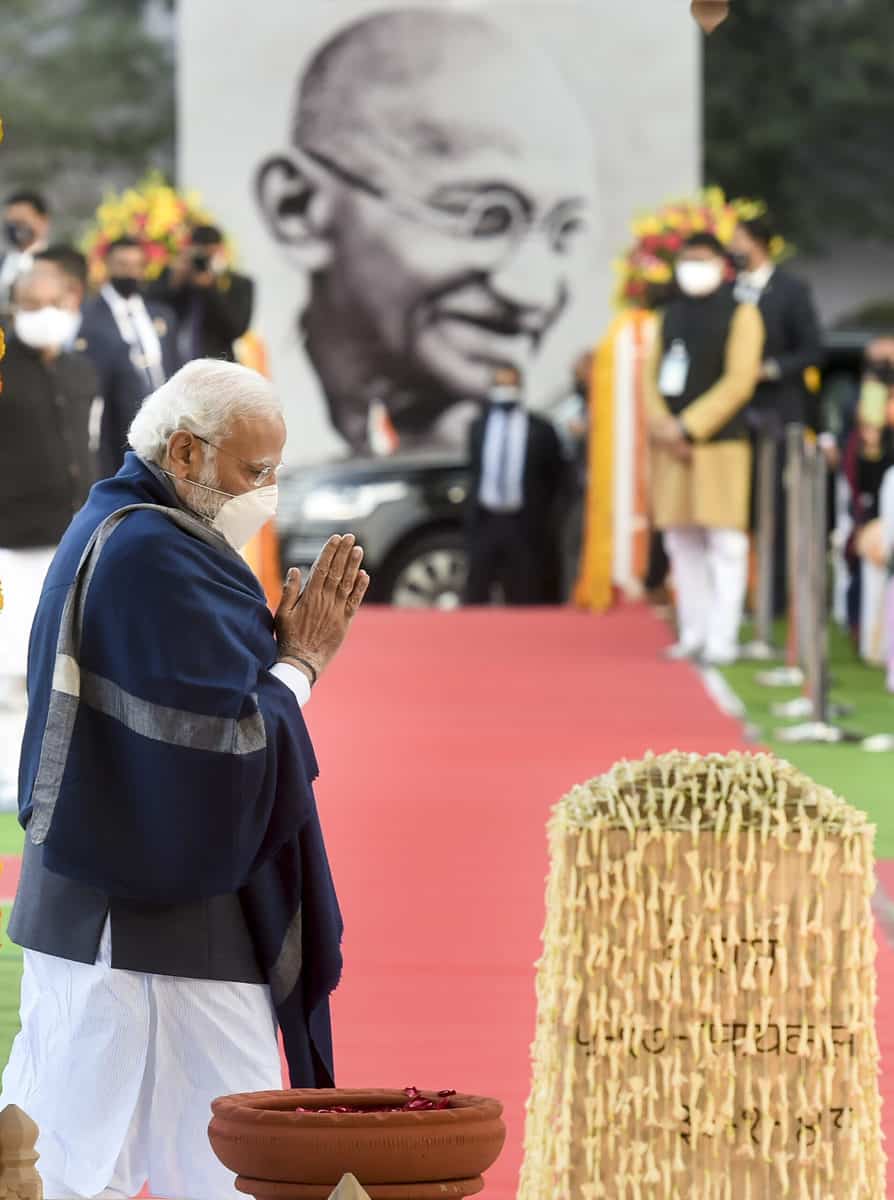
left=256, top=5, right=598, bottom=453
left=0, top=359, right=368, bottom=1199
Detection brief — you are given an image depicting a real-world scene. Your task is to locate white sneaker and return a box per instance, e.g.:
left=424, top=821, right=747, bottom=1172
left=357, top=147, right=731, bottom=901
left=702, top=650, right=738, bottom=667
left=664, top=642, right=702, bottom=661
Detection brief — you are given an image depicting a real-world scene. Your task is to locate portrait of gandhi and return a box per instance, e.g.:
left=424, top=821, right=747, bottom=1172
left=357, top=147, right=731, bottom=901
left=256, top=5, right=598, bottom=454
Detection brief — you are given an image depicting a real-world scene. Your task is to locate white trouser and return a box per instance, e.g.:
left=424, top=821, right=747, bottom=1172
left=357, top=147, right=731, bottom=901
left=860, top=558, right=889, bottom=665
left=0, top=545, right=56, bottom=686
left=0, top=920, right=282, bottom=1200
left=664, top=527, right=749, bottom=661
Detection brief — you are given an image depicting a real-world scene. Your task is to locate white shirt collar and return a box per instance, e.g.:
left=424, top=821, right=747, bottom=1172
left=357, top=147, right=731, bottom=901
left=101, top=282, right=144, bottom=316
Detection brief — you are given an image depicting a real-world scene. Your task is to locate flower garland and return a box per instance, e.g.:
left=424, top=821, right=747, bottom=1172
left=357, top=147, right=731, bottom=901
left=81, top=170, right=231, bottom=285
left=615, top=187, right=791, bottom=310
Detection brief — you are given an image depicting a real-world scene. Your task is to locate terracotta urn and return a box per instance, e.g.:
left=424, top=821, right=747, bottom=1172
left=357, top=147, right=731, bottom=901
left=208, top=1089, right=506, bottom=1200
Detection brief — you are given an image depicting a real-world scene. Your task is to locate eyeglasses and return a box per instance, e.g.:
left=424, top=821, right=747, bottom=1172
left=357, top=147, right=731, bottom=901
left=194, top=434, right=279, bottom=487
left=298, top=145, right=593, bottom=265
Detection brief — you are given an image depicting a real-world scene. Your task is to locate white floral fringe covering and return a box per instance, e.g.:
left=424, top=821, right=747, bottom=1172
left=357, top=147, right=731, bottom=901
left=517, top=751, right=885, bottom=1199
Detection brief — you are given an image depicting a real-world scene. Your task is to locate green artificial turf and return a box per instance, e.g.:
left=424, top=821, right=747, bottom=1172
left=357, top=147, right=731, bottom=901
left=0, top=811, right=24, bottom=857
left=723, top=624, right=894, bottom=857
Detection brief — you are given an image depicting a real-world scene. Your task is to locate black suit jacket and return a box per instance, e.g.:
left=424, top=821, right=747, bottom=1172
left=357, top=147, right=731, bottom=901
left=0, top=330, right=99, bottom=546
left=750, top=268, right=824, bottom=431
left=467, top=408, right=567, bottom=535
left=79, top=294, right=180, bottom=476
left=148, top=269, right=254, bottom=362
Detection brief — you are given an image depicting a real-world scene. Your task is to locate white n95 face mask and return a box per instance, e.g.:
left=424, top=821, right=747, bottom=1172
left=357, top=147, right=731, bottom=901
left=675, top=260, right=725, bottom=298
left=14, top=306, right=80, bottom=351
left=211, top=485, right=279, bottom=550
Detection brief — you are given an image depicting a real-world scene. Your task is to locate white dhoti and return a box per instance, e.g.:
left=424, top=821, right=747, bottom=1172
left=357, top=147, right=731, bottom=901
left=0, top=919, right=282, bottom=1200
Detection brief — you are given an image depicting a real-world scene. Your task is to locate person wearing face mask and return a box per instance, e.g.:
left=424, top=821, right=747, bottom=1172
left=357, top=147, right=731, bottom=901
left=0, top=266, right=98, bottom=738
left=148, top=223, right=255, bottom=364
left=0, top=190, right=51, bottom=314
left=646, top=233, right=764, bottom=666
left=80, top=236, right=181, bottom=474
left=729, top=215, right=824, bottom=617
left=465, top=365, right=568, bottom=605
left=1, top=359, right=370, bottom=1199
left=34, top=244, right=148, bottom=479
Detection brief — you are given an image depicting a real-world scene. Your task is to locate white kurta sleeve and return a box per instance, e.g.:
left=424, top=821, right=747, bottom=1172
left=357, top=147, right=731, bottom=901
left=269, top=661, right=312, bottom=708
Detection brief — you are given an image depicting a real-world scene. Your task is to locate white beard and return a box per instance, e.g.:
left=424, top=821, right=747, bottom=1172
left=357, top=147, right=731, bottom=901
left=183, top=459, right=229, bottom=522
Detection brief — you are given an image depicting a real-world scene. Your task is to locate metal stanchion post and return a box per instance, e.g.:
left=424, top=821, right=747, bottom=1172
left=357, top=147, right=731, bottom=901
left=741, top=433, right=778, bottom=661
left=798, top=439, right=816, bottom=682
left=757, top=425, right=806, bottom=687
left=776, top=445, right=861, bottom=743
left=774, top=442, right=817, bottom=716
left=809, top=444, right=829, bottom=722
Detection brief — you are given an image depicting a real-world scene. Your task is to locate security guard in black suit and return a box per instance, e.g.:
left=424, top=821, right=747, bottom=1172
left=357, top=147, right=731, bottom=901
left=79, top=237, right=181, bottom=475
left=464, top=367, right=568, bottom=605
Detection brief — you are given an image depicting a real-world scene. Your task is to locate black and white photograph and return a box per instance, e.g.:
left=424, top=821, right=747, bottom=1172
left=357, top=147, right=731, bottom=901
left=179, top=0, right=699, bottom=462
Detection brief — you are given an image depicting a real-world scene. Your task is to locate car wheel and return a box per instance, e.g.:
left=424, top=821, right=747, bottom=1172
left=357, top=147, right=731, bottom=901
left=383, top=531, right=468, bottom=609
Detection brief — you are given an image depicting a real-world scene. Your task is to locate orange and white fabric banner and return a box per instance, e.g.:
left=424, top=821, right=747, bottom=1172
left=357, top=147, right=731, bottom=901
left=574, top=309, right=656, bottom=612
left=235, top=332, right=283, bottom=610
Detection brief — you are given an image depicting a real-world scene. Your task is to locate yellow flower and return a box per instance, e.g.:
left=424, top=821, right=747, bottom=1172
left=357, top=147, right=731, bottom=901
left=85, top=173, right=228, bottom=275
left=149, top=191, right=183, bottom=235
left=644, top=263, right=672, bottom=284
left=716, top=215, right=737, bottom=244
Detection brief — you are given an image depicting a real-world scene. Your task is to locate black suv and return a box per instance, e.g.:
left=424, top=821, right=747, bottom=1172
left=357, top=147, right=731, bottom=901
left=275, top=450, right=472, bottom=608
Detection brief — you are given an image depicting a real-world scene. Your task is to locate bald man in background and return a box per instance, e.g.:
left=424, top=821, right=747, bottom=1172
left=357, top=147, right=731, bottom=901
left=256, top=6, right=598, bottom=455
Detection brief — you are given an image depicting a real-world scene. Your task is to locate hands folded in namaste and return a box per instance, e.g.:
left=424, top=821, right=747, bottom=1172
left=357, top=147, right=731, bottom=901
left=275, top=534, right=370, bottom=686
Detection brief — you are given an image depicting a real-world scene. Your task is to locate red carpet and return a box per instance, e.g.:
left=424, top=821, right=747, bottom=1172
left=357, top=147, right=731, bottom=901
left=308, top=606, right=773, bottom=1199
